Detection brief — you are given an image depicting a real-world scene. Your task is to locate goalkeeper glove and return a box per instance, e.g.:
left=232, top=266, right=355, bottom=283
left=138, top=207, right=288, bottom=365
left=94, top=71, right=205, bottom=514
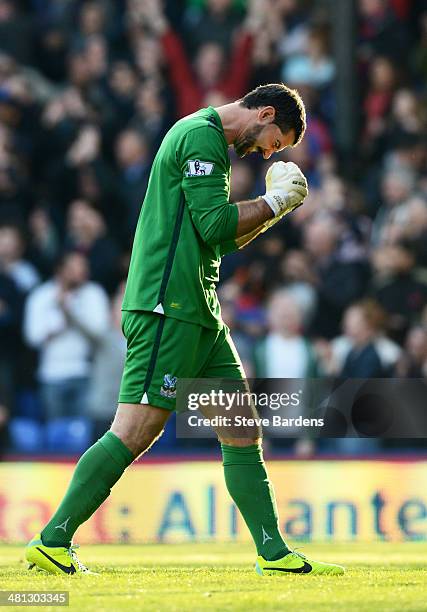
left=262, top=161, right=308, bottom=217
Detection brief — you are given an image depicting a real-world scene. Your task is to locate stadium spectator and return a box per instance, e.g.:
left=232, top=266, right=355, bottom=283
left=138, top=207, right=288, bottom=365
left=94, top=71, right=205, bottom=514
left=219, top=281, right=255, bottom=377
left=320, top=300, right=401, bottom=376
left=130, top=79, right=172, bottom=153
left=279, top=249, right=317, bottom=327
left=371, top=167, right=416, bottom=240
left=77, top=0, right=111, bottom=40
left=0, top=268, right=23, bottom=403
left=303, top=216, right=369, bottom=338
left=0, top=0, right=33, bottom=64
left=363, top=56, right=397, bottom=146
left=254, top=289, right=319, bottom=378
left=65, top=199, right=120, bottom=294
left=358, top=0, right=409, bottom=62
left=0, top=224, right=40, bottom=293
left=87, top=282, right=127, bottom=438
left=394, top=325, right=427, bottom=378
left=26, top=207, right=60, bottom=279
left=23, top=251, right=110, bottom=420
left=339, top=301, right=387, bottom=378
left=131, top=33, right=164, bottom=83
left=254, top=288, right=319, bottom=457
left=388, top=89, right=425, bottom=140
left=84, top=34, right=109, bottom=82
left=41, top=121, right=120, bottom=230
left=0, top=121, right=33, bottom=220
left=371, top=243, right=427, bottom=344
left=138, top=0, right=260, bottom=117
left=114, top=129, right=150, bottom=236
left=182, top=0, right=244, bottom=53
left=282, top=26, right=335, bottom=89
left=107, top=61, right=140, bottom=135
left=320, top=303, right=386, bottom=456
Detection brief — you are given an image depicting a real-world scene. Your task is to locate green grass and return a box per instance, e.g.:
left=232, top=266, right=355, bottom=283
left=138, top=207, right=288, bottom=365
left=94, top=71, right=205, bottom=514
left=1, top=542, right=426, bottom=611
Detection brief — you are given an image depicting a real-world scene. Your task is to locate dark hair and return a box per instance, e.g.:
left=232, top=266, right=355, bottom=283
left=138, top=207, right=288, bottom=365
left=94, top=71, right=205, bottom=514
left=55, top=248, right=87, bottom=272
left=352, top=299, right=387, bottom=331
left=240, top=83, right=306, bottom=145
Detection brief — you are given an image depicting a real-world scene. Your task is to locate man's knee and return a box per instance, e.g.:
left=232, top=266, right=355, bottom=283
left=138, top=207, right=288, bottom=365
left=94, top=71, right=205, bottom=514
left=110, top=402, right=171, bottom=458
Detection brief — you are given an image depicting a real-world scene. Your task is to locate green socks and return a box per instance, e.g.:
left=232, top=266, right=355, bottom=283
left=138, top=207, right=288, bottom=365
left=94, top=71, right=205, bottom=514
left=41, top=432, right=133, bottom=547
left=221, top=443, right=290, bottom=561
left=41, top=433, right=288, bottom=558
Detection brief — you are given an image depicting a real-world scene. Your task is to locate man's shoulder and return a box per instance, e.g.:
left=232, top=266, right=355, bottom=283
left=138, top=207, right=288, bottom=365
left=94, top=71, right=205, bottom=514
left=25, top=280, right=56, bottom=309
left=170, top=108, right=225, bottom=145
left=79, top=281, right=108, bottom=299
left=30, top=279, right=56, bottom=297
left=155, top=108, right=227, bottom=171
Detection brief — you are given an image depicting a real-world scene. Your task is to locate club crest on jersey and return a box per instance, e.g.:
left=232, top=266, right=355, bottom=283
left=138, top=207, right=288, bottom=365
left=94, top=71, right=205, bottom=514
left=160, top=373, right=178, bottom=398
left=186, top=160, right=214, bottom=177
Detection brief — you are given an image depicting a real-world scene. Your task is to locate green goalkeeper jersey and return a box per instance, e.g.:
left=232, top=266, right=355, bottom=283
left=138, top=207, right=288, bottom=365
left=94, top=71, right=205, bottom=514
left=122, top=107, right=239, bottom=329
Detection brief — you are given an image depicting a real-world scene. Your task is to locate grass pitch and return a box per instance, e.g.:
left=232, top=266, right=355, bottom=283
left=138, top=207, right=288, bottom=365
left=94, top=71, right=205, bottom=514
left=1, top=542, right=426, bottom=611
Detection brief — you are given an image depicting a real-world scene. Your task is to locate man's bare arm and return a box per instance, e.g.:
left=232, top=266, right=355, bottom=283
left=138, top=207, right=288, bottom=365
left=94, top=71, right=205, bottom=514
left=235, top=197, right=273, bottom=237
left=230, top=198, right=274, bottom=249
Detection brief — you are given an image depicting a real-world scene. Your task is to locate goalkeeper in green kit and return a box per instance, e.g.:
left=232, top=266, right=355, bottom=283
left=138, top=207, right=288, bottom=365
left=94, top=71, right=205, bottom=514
left=26, top=84, right=344, bottom=576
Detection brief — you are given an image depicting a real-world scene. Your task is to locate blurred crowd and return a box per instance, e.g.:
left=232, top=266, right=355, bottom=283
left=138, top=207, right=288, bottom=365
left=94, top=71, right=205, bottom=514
left=0, top=0, right=426, bottom=456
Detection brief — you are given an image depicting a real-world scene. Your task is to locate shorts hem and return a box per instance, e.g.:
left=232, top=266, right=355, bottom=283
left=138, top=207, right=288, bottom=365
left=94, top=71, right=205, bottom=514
left=118, top=393, right=176, bottom=411
left=121, top=307, right=223, bottom=331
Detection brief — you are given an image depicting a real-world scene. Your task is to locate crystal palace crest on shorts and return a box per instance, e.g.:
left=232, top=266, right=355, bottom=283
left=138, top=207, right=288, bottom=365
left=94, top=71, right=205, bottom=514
left=160, top=373, right=178, bottom=399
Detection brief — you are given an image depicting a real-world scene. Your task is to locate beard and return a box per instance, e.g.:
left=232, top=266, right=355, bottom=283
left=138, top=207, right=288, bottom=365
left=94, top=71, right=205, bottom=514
left=234, top=124, right=264, bottom=158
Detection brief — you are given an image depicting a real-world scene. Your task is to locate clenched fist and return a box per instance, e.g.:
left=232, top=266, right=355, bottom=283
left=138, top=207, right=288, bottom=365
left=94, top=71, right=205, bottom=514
left=262, top=161, right=308, bottom=217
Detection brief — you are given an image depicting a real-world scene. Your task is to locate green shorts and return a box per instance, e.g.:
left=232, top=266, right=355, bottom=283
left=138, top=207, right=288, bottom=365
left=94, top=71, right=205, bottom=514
left=118, top=311, right=245, bottom=410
